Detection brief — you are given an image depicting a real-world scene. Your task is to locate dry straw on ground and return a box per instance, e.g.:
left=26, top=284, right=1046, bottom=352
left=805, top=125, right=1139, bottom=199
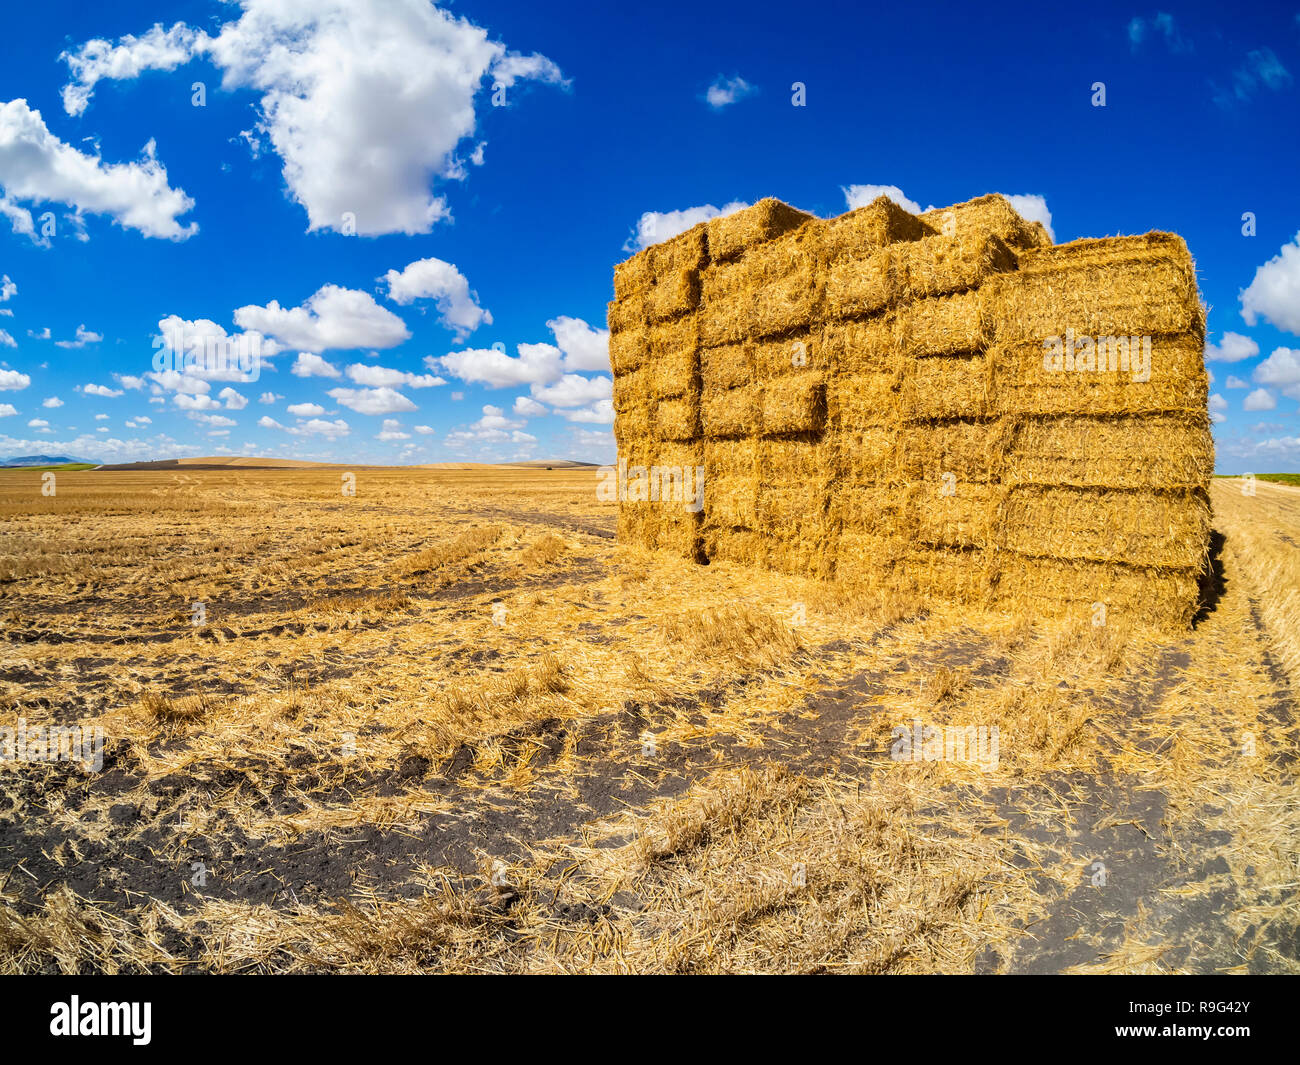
left=609, top=193, right=1213, bottom=629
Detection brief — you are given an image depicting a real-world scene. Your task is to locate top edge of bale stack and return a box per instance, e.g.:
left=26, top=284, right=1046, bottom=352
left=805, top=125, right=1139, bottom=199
left=608, top=191, right=1213, bottom=632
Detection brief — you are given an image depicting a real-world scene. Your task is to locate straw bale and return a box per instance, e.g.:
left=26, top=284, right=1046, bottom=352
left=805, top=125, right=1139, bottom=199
left=646, top=333, right=700, bottom=400
left=704, top=439, right=760, bottom=528
left=613, top=403, right=652, bottom=447
left=622, top=225, right=708, bottom=322
left=757, top=439, right=833, bottom=547
left=902, top=546, right=992, bottom=604
left=991, top=333, right=1207, bottom=416
left=613, top=367, right=649, bottom=413
left=896, top=419, right=1005, bottom=484
left=609, top=325, right=645, bottom=374
left=896, top=289, right=988, bottom=356
left=913, top=481, right=998, bottom=549
left=654, top=395, right=700, bottom=441
left=992, top=553, right=1200, bottom=629
left=646, top=268, right=701, bottom=322
left=705, top=476, right=759, bottom=529
left=701, top=226, right=823, bottom=344
left=702, top=342, right=754, bottom=393
left=761, top=373, right=826, bottom=435
left=701, top=384, right=762, bottom=437
left=821, top=316, right=898, bottom=374
left=918, top=194, right=1044, bottom=251
left=751, top=332, right=824, bottom=378
left=998, top=485, right=1211, bottom=569
left=900, top=354, right=990, bottom=420
left=617, top=501, right=651, bottom=547
left=765, top=534, right=836, bottom=578
left=705, top=436, right=760, bottom=477
left=707, top=198, right=815, bottom=263
left=835, top=426, right=900, bottom=484
left=836, top=531, right=909, bottom=580
left=822, top=195, right=932, bottom=263
left=827, top=371, right=900, bottom=431
left=647, top=508, right=704, bottom=559
left=705, top=526, right=770, bottom=567
left=1026, top=221, right=1052, bottom=248
left=832, top=483, right=913, bottom=537
left=825, top=245, right=895, bottom=320
left=1002, top=413, right=1214, bottom=489
left=992, top=233, right=1203, bottom=342
left=897, top=232, right=1017, bottom=300
left=607, top=296, right=644, bottom=335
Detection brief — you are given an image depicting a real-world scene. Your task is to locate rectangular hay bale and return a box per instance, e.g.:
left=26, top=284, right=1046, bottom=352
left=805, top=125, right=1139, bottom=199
left=761, top=373, right=826, bottom=435
left=918, top=194, right=1047, bottom=251
left=998, top=485, right=1211, bottom=569
left=1002, top=413, right=1214, bottom=489
left=993, top=553, right=1201, bottom=630
left=896, top=289, right=988, bottom=356
left=896, top=419, right=1005, bottom=484
left=822, top=196, right=932, bottom=263
left=992, top=233, right=1203, bottom=342
left=826, top=371, right=899, bottom=431
left=991, top=333, right=1207, bottom=416
left=897, top=232, right=1018, bottom=300
left=701, top=384, right=762, bottom=437
left=707, top=199, right=815, bottom=263
left=900, top=354, right=990, bottom=420
left=821, top=316, right=897, bottom=374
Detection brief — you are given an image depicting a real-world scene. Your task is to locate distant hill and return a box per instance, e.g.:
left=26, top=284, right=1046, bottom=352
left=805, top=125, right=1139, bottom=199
left=2, top=454, right=93, bottom=467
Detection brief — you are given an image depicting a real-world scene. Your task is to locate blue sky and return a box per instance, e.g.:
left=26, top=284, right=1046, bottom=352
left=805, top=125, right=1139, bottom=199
left=0, top=1, right=1297, bottom=469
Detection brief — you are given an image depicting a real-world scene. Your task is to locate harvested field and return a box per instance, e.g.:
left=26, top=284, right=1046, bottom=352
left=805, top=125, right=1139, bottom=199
left=1, top=466, right=1296, bottom=974
left=609, top=194, right=1213, bottom=630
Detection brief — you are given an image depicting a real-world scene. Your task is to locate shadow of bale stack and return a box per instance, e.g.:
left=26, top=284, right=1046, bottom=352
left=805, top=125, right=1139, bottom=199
left=608, top=193, right=1213, bottom=628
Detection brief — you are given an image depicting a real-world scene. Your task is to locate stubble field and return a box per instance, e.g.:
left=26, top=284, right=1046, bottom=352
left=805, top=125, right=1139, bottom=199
left=1, top=465, right=1297, bottom=973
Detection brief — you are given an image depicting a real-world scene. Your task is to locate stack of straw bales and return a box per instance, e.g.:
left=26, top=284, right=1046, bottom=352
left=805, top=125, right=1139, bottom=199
left=609, top=194, right=1213, bottom=628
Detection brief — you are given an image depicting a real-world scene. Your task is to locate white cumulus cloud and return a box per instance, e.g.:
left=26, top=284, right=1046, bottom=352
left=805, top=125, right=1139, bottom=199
left=382, top=256, right=491, bottom=339
left=0, top=98, right=196, bottom=241
left=326, top=386, right=416, bottom=415
left=1241, top=232, right=1300, bottom=335
left=237, top=285, right=409, bottom=353
left=60, top=2, right=564, bottom=235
